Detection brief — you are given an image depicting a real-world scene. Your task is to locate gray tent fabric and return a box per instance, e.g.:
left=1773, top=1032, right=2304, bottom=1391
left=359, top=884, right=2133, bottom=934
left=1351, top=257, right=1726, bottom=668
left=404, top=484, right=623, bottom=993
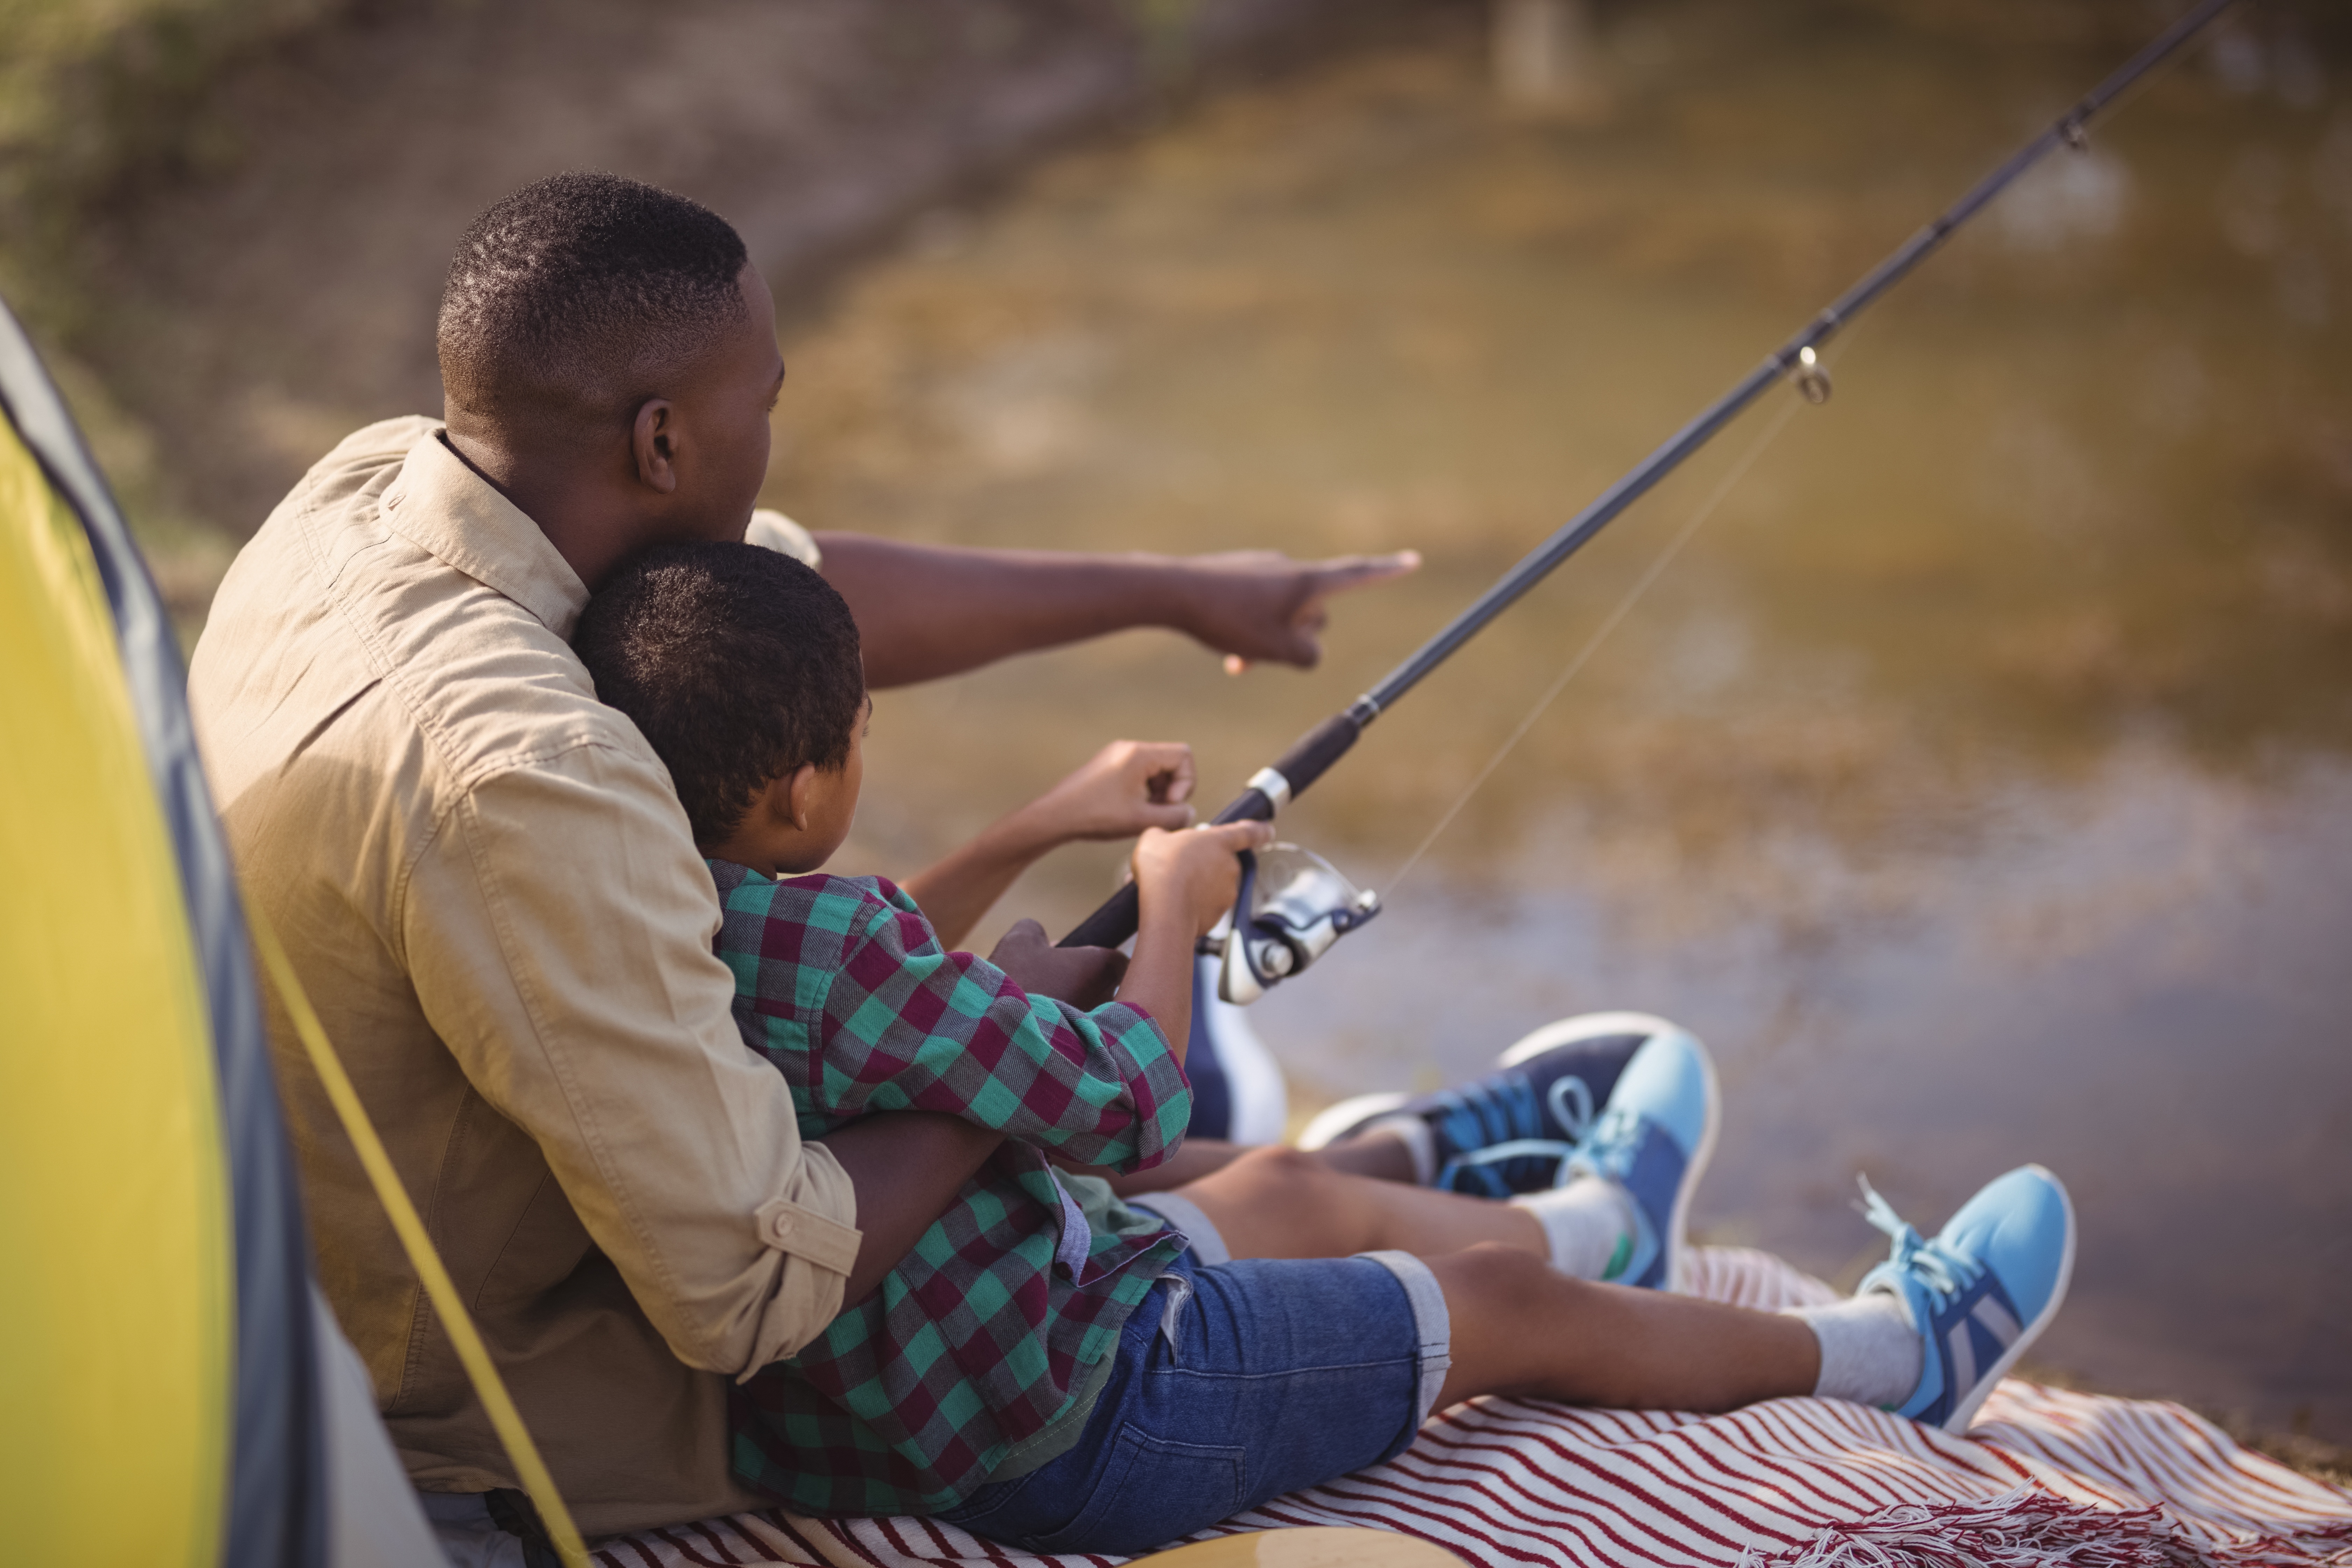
left=314, top=1286, right=443, bottom=1568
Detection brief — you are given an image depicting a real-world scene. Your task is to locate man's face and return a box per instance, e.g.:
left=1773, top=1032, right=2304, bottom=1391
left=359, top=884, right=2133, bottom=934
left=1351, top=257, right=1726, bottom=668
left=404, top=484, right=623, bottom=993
left=660, top=263, right=786, bottom=545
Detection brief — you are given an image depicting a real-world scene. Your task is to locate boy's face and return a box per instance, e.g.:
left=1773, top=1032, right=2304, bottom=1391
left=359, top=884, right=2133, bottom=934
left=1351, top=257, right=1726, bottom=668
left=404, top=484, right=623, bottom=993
left=793, top=699, right=868, bottom=868
left=709, top=695, right=869, bottom=877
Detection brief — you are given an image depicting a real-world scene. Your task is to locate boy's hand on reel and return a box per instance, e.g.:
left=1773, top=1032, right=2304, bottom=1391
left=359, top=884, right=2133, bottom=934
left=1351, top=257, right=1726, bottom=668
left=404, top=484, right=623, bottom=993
left=1018, top=741, right=1197, bottom=844
left=1132, top=819, right=1277, bottom=939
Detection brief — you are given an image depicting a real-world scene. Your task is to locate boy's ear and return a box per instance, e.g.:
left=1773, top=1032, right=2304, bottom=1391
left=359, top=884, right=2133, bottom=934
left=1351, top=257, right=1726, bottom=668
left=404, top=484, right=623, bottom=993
left=781, top=763, right=820, bottom=831
left=736, top=769, right=807, bottom=835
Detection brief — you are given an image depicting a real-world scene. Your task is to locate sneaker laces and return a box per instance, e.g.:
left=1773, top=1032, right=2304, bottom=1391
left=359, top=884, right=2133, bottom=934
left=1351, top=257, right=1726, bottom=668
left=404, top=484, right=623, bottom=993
left=1564, top=1096, right=1644, bottom=1184
left=1430, top=1074, right=1599, bottom=1190
left=1442, top=1137, right=1581, bottom=1182
left=1430, top=1067, right=1599, bottom=1152
left=1429, top=1070, right=1545, bottom=1155
left=1856, top=1175, right=1983, bottom=1304
left=1548, top=1076, right=1597, bottom=1143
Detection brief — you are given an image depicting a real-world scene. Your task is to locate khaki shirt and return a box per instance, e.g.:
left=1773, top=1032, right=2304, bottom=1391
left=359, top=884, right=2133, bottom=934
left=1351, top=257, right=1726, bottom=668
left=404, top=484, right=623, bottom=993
left=190, top=417, right=861, bottom=1535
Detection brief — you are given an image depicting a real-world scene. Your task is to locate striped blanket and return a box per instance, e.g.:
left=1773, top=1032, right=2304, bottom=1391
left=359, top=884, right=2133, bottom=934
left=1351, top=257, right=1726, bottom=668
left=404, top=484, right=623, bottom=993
left=593, top=1248, right=2352, bottom=1568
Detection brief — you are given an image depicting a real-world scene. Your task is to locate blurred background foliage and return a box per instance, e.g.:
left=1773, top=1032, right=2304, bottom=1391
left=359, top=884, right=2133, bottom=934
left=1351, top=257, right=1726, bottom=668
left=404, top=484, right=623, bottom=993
left=0, top=0, right=1315, bottom=627
left=2, top=0, right=360, bottom=581
left=3, top=0, right=345, bottom=287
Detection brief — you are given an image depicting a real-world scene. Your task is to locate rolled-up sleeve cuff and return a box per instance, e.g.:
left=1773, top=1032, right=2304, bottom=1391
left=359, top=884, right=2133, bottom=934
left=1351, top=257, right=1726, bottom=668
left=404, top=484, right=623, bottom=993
left=738, top=1138, right=860, bottom=1376
left=754, top=1196, right=860, bottom=1276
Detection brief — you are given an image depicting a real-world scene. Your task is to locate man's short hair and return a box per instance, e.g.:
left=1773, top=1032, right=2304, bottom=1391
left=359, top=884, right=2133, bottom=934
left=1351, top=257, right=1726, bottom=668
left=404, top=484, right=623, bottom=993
left=574, top=543, right=865, bottom=846
left=439, top=172, right=750, bottom=447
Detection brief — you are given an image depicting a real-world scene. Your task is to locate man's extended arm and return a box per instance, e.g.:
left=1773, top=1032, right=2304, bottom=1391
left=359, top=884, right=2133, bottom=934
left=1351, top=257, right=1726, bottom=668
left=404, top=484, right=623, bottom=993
left=814, top=534, right=1420, bottom=688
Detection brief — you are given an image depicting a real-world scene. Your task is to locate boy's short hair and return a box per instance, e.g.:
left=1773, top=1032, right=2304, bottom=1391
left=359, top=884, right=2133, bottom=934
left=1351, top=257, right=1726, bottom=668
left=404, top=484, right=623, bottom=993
left=438, top=172, right=750, bottom=450
left=575, top=543, right=865, bottom=845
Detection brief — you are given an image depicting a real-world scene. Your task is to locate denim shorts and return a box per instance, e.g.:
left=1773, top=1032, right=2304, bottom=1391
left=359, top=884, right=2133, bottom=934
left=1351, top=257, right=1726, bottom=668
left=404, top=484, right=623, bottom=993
left=933, top=1247, right=1451, bottom=1556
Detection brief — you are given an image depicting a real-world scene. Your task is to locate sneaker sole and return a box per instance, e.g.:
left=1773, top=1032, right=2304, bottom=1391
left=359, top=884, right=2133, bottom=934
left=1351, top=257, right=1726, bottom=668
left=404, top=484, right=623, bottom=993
left=1663, top=1028, right=1720, bottom=1294
left=1941, top=1163, right=2076, bottom=1433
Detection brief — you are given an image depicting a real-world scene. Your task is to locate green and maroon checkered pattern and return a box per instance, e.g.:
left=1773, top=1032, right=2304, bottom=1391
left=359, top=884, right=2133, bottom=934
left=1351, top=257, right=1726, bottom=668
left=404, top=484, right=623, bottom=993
left=709, top=864, right=1191, bottom=1516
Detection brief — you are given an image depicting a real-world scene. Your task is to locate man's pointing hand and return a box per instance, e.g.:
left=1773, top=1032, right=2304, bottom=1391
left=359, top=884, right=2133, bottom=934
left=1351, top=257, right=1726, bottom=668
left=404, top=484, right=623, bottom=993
left=1178, top=549, right=1423, bottom=674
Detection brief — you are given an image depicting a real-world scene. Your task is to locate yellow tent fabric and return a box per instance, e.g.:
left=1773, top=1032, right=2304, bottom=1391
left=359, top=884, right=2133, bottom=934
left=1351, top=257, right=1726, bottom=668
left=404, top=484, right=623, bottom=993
left=0, top=288, right=527, bottom=1567
left=0, top=408, right=230, bottom=1565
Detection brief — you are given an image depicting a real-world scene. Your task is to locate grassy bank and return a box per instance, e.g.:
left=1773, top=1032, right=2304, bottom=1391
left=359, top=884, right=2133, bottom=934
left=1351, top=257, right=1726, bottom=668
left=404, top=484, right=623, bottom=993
left=1, top=0, right=1401, bottom=643
left=2, top=0, right=358, bottom=603
left=2, top=0, right=346, bottom=314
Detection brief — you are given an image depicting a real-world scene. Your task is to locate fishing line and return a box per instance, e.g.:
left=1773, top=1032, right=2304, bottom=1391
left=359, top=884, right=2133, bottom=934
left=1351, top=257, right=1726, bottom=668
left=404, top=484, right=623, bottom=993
left=1375, top=10, right=2239, bottom=901
left=1058, top=0, right=2246, bottom=955
left=1381, top=347, right=1821, bottom=900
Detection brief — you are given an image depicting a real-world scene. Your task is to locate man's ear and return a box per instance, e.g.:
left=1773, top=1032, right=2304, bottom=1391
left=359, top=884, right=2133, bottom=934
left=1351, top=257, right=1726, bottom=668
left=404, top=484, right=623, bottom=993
left=631, top=397, right=681, bottom=494
left=781, top=763, right=820, bottom=831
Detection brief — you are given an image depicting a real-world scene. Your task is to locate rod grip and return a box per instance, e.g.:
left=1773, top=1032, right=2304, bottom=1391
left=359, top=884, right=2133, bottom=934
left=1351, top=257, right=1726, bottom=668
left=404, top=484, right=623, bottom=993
left=1059, top=883, right=1142, bottom=951
left=1269, top=713, right=1362, bottom=795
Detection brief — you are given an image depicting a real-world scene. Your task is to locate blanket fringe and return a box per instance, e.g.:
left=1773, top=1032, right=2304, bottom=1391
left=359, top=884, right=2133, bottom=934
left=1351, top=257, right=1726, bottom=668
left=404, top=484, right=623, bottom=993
left=1737, top=1486, right=2352, bottom=1568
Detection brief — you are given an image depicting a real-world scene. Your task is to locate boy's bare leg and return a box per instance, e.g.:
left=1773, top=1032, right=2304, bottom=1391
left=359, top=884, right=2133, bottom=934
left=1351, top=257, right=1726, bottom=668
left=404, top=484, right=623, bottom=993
left=1429, top=1244, right=1820, bottom=1410
left=1172, top=1145, right=1548, bottom=1259
left=1307, top=1135, right=1421, bottom=1182
left=1157, top=1166, right=1820, bottom=1410
left=1092, top=1132, right=1421, bottom=1196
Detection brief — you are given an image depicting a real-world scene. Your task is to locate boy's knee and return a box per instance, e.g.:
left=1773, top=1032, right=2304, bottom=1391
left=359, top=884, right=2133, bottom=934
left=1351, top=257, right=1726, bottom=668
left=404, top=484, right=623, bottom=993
left=1436, top=1241, right=1568, bottom=1316
left=1198, top=1144, right=1354, bottom=1218
left=1420, top=1241, right=1590, bottom=1344
left=1226, top=1143, right=1330, bottom=1192
left=1447, top=1240, right=1550, bottom=1288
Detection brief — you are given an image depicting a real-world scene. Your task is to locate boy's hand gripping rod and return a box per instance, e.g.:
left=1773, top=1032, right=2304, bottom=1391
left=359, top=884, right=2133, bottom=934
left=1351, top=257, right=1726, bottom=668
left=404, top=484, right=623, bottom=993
left=1061, top=0, right=2240, bottom=952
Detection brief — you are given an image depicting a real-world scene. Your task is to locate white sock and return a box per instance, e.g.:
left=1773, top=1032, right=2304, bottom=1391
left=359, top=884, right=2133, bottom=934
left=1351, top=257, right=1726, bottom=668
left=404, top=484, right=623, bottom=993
left=1510, top=1176, right=1635, bottom=1280
left=1787, top=1290, right=1922, bottom=1407
left=1362, top=1114, right=1437, bottom=1185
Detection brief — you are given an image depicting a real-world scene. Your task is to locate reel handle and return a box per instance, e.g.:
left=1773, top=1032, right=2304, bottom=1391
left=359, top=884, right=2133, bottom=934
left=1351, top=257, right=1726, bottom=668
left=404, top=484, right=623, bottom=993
left=1056, top=711, right=1365, bottom=949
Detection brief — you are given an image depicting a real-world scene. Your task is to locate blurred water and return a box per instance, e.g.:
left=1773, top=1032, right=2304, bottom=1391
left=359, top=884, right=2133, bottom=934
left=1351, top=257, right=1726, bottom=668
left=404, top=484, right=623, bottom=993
left=769, top=4, right=2352, bottom=1437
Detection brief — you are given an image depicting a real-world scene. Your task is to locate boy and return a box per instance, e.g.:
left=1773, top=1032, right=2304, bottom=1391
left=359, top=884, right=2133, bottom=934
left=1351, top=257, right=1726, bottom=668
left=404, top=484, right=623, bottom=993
left=573, top=542, right=2078, bottom=1555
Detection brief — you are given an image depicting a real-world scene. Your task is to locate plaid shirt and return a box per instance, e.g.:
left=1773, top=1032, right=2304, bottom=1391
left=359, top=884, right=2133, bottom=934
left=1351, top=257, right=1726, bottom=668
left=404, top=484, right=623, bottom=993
left=709, top=862, right=1193, bottom=1517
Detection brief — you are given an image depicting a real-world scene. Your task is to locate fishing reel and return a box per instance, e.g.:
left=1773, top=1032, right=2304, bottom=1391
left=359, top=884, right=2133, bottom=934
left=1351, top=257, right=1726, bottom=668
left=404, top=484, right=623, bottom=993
left=1209, top=842, right=1382, bottom=1006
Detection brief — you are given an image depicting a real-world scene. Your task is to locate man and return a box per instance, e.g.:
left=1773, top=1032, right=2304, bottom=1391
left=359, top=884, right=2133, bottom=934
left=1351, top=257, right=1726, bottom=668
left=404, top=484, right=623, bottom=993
left=186, top=173, right=1413, bottom=1539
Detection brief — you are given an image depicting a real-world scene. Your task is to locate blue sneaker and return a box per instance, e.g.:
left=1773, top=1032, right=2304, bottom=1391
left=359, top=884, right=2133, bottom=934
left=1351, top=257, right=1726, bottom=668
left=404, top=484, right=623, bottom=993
left=1296, top=1013, right=1671, bottom=1197
left=1855, top=1166, right=2076, bottom=1433
left=1558, top=1025, right=1719, bottom=1291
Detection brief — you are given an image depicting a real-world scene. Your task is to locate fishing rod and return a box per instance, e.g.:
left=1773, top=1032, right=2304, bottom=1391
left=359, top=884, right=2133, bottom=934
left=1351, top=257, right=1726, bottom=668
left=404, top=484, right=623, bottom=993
left=1061, top=0, right=2243, bottom=957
